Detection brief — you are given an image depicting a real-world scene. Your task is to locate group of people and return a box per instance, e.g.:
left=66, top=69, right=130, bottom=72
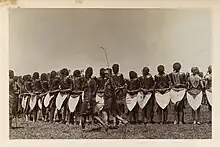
left=9, top=62, right=212, bottom=131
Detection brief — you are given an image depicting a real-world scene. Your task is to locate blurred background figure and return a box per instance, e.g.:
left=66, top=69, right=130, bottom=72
left=9, top=70, right=20, bottom=129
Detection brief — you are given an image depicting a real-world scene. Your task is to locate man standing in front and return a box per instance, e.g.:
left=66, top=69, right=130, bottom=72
left=111, top=64, right=126, bottom=125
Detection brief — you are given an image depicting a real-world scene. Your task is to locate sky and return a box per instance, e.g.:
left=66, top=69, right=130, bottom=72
left=9, top=8, right=211, bottom=78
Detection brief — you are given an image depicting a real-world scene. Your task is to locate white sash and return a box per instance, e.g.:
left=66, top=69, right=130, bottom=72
left=56, top=93, right=68, bottom=110
left=96, top=93, right=105, bottom=111
left=206, top=90, right=212, bottom=106
left=137, top=92, right=152, bottom=109
left=187, top=91, right=203, bottom=110
left=38, top=96, right=44, bottom=109
left=21, top=96, right=28, bottom=109
left=155, top=91, right=171, bottom=109
left=81, top=92, right=84, bottom=103
left=29, top=95, right=37, bottom=110
left=170, top=88, right=186, bottom=104
left=126, top=93, right=138, bottom=111
left=44, top=93, right=53, bottom=108
left=68, top=95, right=80, bottom=112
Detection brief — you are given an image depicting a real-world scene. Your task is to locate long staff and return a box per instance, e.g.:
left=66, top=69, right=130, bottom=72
left=100, top=47, right=110, bottom=68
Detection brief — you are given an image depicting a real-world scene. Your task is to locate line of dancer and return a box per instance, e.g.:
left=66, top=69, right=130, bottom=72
left=9, top=62, right=212, bottom=131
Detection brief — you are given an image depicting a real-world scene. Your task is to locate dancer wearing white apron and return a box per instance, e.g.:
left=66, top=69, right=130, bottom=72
left=125, top=71, right=140, bottom=124
left=169, top=62, right=187, bottom=125
left=23, top=75, right=33, bottom=122
left=67, top=70, right=84, bottom=125
left=187, top=67, right=204, bottom=125
left=40, top=73, right=50, bottom=121
left=154, top=65, right=171, bottom=124
left=57, top=68, right=73, bottom=124
left=31, top=72, right=42, bottom=122
left=138, top=67, right=155, bottom=124
left=48, top=71, right=61, bottom=123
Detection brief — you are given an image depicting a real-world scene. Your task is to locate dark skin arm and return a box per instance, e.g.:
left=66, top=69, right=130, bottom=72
left=140, top=76, right=155, bottom=93
left=167, top=74, right=172, bottom=89
left=23, top=82, right=33, bottom=96
left=200, top=78, right=205, bottom=90
left=60, top=88, right=71, bottom=93
left=39, top=92, right=48, bottom=97
left=50, top=89, right=60, bottom=94
left=153, top=75, right=158, bottom=90
left=115, top=74, right=126, bottom=91
left=126, top=79, right=140, bottom=94
left=72, top=90, right=83, bottom=95
left=92, top=79, right=97, bottom=98
left=168, top=73, right=173, bottom=88
left=186, top=78, right=191, bottom=91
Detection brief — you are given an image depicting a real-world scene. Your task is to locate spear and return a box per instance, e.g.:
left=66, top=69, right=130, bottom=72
left=100, top=47, right=110, bottom=68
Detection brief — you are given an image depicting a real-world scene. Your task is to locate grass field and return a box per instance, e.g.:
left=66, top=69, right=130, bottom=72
left=9, top=103, right=212, bottom=139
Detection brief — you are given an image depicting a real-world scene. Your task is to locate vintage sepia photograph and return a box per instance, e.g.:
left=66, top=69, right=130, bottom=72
left=9, top=8, right=212, bottom=139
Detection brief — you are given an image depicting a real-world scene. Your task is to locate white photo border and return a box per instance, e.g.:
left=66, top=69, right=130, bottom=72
left=0, top=0, right=219, bottom=147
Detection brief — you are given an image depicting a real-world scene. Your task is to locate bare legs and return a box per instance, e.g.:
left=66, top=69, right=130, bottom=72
left=192, top=107, right=201, bottom=124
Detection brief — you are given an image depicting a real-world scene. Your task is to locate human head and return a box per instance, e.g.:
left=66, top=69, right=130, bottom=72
left=32, top=72, right=40, bottom=80
left=157, top=65, right=165, bottom=74
left=208, top=65, right=212, bottom=74
left=112, top=64, right=119, bottom=74
left=23, top=75, right=28, bottom=81
left=9, top=70, right=14, bottom=79
left=191, top=67, right=199, bottom=75
left=50, top=70, right=57, bottom=79
left=105, top=68, right=112, bottom=78
left=100, top=68, right=105, bottom=78
left=73, top=70, right=81, bottom=78
left=41, top=73, right=48, bottom=81
left=142, top=67, right=150, bottom=76
left=173, top=62, right=181, bottom=72
left=85, top=67, right=93, bottom=78
left=61, top=68, right=69, bottom=77
left=129, top=70, right=138, bottom=80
